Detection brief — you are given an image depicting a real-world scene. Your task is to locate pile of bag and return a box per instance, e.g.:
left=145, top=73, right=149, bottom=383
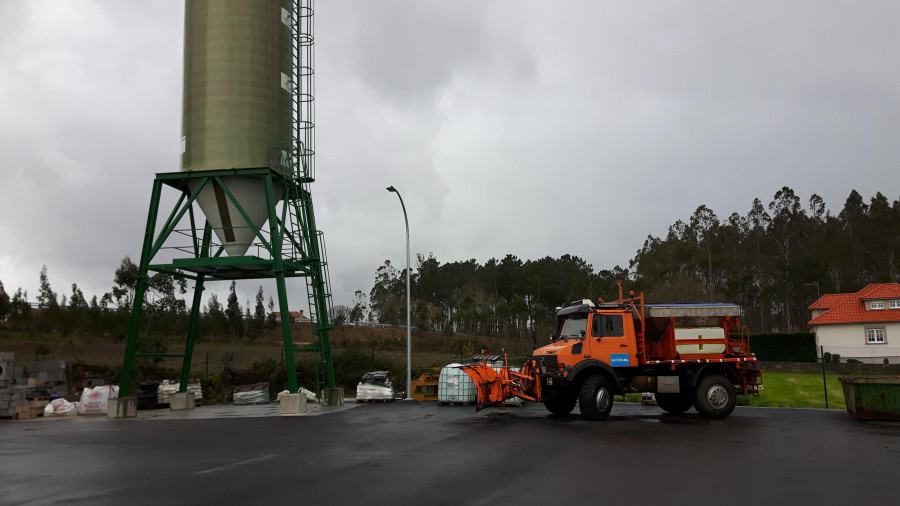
left=276, top=387, right=318, bottom=403
left=356, top=371, right=393, bottom=401
left=43, top=385, right=120, bottom=416
left=157, top=380, right=203, bottom=405
left=233, top=382, right=269, bottom=405
left=44, top=398, right=77, bottom=416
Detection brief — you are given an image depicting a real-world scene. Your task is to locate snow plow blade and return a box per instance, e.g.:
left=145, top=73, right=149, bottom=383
left=460, top=364, right=508, bottom=411
left=460, top=359, right=541, bottom=412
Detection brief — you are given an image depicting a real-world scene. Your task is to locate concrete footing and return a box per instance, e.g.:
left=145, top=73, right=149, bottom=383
left=108, top=397, right=137, bottom=418
left=279, top=393, right=308, bottom=415
left=324, top=388, right=344, bottom=406
left=170, top=392, right=196, bottom=410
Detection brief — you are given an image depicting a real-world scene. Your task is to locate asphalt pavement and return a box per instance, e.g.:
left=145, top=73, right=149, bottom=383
left=2, top=400, right=899, bottom=505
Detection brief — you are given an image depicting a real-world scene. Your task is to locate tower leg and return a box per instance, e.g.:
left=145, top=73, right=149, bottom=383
left=311, top=270, right=336, bottom=388
left=121, top=278, right=149, bottom=397
left=121, top=179, right=163, bottom=397
left=179, top=275, right=205, bottom=392
left=276, top=270, right=299, bottom=393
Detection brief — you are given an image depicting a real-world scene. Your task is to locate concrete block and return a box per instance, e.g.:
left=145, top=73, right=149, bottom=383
left=170, top=392, right=196, bottom=410
left=108, top=397, right=137, bottom=418
left=324, top=388, right=344, bottom=406
left=279, top=393, right=308, bottom=415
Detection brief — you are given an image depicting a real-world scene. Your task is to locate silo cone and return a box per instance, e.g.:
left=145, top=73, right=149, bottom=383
left=186, top=179, right=284, bottom=257
left=181, top=0, right=292, bottom=257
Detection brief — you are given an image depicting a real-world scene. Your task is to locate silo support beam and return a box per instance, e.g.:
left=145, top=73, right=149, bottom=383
left=121, top=179, right=164, bottom=397
left=275, top=270, right=299, bottom=393
left=120, top=278, right=149, bottom=397
left=149, top=179, right=205, bottom=260
left=179, top=274, right=206, bottom=392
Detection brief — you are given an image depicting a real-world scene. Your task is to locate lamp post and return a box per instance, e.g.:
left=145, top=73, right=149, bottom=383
left=386, top=185, right=412, bottom=401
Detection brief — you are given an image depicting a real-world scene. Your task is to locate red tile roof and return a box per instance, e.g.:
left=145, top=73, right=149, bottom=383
left=857, top=283, right=900, bottom=300
left=808, top=293, right=853, bottom=310
left=273, top=311, right=311, bottom=322
left=808, top=283, right=900, bottom=326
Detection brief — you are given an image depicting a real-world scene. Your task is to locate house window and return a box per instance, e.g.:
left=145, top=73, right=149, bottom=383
left=870, top=301, right=885, bottom=310
left=866, top=327, right=885, bottom=344
left=891, top=300, right=900, bottom=309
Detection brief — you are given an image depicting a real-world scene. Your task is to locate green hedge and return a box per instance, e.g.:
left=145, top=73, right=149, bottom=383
left=744, top=332, right=817, bottom=362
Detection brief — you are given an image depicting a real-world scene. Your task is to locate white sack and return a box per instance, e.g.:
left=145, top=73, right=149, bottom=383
left=44, top=398, right=78, bottom=416
left=78, top=385, right=119, bottom=414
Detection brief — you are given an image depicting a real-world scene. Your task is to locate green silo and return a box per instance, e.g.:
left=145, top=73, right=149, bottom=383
left=181, top=0, right=291, bottom=256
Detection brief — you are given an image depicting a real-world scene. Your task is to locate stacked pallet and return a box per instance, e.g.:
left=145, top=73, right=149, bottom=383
left=0, top=385, right=50, bottom=419
left=16, top=399, right=50, bottom=420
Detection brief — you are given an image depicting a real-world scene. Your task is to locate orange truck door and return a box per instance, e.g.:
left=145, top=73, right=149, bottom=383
left=588, top=313, right=634, bottom=367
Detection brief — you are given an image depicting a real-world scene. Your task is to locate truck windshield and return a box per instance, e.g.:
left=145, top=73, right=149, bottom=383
left=558, top=314, right=588, bottom=340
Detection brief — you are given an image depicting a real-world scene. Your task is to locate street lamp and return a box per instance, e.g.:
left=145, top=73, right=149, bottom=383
left=386, top=185, right=412, bottom=401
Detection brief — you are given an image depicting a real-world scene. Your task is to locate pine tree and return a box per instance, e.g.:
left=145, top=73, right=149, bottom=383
left=0, top=279, right=10, bottom=322
left=225, top=281, right=243, bottom=340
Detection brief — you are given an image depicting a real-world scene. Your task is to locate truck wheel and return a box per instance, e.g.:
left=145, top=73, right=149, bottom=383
left=655, top=392, right=693, bottom=414
left=692, top=374, right=736, bottom=419
left=543, top=388, right=577, bottom=416
left=579, top=375, right=614, bottom=421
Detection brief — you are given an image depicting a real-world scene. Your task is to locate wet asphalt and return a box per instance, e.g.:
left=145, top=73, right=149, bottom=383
left=2, top=401, right=899, bottom=505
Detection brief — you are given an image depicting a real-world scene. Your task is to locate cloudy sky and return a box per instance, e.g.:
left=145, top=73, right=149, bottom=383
left=1, top=0, right=898, bottom=313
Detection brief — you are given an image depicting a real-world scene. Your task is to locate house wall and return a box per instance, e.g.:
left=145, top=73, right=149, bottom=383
left=814, top=322, right=900, bottom=363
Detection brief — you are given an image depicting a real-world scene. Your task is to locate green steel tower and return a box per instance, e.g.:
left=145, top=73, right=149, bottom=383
left=120, top=0, right=335, bottom=399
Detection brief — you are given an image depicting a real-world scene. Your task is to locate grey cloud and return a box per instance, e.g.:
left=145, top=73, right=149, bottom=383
left=1, top=0, right=898, bottom=311
left=322, top=0, right=536, bottom=107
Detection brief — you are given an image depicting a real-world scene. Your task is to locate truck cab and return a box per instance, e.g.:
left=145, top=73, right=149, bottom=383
left=545, top=302, right=637, bottom=369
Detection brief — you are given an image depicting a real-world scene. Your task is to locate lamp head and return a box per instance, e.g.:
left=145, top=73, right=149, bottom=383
left=386, top=186, right=397, bottom=193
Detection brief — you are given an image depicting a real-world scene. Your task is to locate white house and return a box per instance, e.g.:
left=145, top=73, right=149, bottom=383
left=808, top=283, right=900, bottom=364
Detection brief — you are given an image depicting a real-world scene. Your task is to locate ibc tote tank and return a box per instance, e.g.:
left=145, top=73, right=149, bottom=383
left=181, top=0, right=292, bottom=256
left=438, top=364, right=476, bottom=404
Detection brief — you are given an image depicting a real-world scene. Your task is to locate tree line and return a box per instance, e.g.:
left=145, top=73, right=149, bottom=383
left=341, top=187, right=898, bottom=339
left=3, top=187, right=897, bottom=344
left=631, top=187, right=899, bottom=332
left=0, top=258, right=282, bottom=344
left=332, top=254, right=629, bottom=349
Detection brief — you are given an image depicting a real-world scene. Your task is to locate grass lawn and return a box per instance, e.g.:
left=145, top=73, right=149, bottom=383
left=741, top=370, right=846, bottom=409
left=619, top=369, right=848, bottom=410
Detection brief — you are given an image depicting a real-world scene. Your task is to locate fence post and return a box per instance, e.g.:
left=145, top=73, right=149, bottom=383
left=820, top=345, right=829, bottom=409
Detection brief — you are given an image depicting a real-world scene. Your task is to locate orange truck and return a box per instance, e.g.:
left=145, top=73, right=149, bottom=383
left=462, top=292, right=762, bottom=420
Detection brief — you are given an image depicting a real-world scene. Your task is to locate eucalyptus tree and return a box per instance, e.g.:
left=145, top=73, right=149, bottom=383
left=0, top=280, right=9, bottom=323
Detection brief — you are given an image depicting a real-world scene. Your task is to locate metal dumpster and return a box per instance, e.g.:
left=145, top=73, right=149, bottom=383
left=838, top=376, right=900, bottom=421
